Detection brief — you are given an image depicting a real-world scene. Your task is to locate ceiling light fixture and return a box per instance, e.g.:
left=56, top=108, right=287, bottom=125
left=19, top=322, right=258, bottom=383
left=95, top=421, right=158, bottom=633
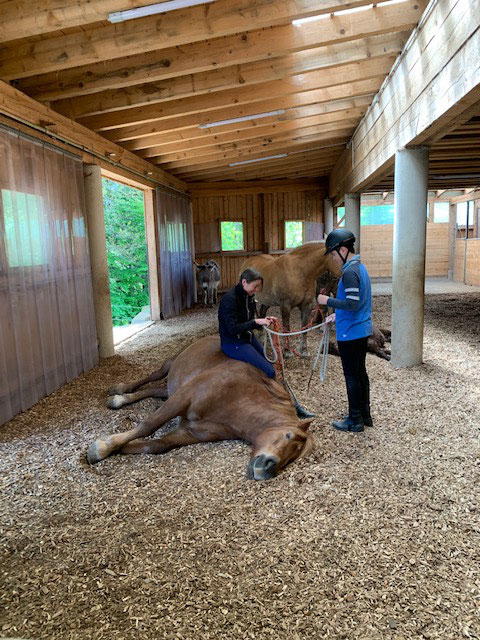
left=109, top=0, right=215, bottom=23
left=198, top=109, right=286, bottom=129
left=229, top=154, right=288, bottom=167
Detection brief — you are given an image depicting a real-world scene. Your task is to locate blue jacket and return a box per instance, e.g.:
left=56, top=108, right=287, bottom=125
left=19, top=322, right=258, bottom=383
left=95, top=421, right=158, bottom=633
left=327, top=255, right=372, bottom=341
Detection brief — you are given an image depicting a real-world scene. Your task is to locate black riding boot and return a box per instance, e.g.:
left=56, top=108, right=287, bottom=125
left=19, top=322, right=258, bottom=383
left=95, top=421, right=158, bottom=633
left=361, top=405, right=373, bottom=427
left=332, top=410, right=364, bottom=433
left=283, top=379, right=316, bottom=419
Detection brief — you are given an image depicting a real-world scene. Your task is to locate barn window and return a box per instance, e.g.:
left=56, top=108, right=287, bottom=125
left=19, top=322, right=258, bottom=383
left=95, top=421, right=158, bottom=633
left=2, top=189, right=47, bottom=267
left=220, top=220, right=244, bottom=251
left=433, top=202, right=450, bottom=223
left=285, top=220, right=304, bottom=248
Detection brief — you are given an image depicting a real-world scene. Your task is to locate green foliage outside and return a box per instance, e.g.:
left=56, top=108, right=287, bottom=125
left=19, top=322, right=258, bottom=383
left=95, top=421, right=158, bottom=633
left=220, top=220, right=244, bottom=251
left=102, top=178, right=149, bottom=326
left=285, top=220, right=304, bottom=248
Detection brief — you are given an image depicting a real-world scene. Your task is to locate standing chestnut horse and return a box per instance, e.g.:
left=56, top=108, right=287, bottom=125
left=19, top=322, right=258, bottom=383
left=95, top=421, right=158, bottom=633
left=87, top=336, right=313, bottom=480
left=241, top=242, right=341, bottom=356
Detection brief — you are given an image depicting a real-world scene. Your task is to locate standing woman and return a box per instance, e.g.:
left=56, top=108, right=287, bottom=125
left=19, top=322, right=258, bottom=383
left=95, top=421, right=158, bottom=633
left=219, top=267, right=315, bottom=419
left=317, top=229, right=373, bottom=433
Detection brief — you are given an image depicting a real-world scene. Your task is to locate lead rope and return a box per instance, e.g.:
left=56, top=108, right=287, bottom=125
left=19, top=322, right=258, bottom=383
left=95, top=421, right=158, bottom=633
left=262, top=319, right=331, bottom=389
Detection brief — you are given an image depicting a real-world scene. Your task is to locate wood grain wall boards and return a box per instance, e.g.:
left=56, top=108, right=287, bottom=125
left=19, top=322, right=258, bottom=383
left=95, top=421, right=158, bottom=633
left=329, top=0, right=480, bottom=200
left=0, top=1, right=423, bottom=81
left=76, top=68, right=390, bottom=134
left=192, top=184, right=326, bottom=288
left=136, top=108, right=368, bottom=160
left=361, top=223, right=450, bottom=278
left=50, top=52, right=397, bottom=122
left=2, top=0, right=476, bottom=187
left=118, top=96, right=374, bottom=152
left=0, top=79, right=186, bottom=192
left=465, top=239, right=480, bottom=286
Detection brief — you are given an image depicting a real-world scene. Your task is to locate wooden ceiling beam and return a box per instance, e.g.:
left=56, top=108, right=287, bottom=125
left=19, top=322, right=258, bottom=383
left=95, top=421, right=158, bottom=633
left=149, top=120, right=358, bottom=164
left=81, top=75, right=385, bottom=136
left=137, top=107, right=367, bottom=158
left=76, top=58, right=393, bottom=131
left=0, top=1, right=426, bottom=81
left=159, top=133, right=352, bottom=171
left=0, top=2, right=174, bottom=42
left=122, top=95, right=373, bottom=151
left=178, top=155, right=339, bottom=181
left=51, top=35, right=406, bottom=118
left=0, top=79, right=186, bottom=192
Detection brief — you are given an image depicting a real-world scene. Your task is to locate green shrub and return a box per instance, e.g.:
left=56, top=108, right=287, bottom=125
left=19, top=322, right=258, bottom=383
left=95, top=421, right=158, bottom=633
left=102, top=179, right=149, bottom=326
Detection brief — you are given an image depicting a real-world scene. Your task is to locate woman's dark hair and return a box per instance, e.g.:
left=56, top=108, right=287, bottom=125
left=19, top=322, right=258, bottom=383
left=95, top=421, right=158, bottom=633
left=239, top=267, right=263, bottom=284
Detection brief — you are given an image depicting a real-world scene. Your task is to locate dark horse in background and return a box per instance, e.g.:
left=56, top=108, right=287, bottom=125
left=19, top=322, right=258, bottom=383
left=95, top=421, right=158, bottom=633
left=241, top=242, right=341, bottom=357
left=194, top=259, right=221, bottom=306
left=87, top=336, right=313, bottom=481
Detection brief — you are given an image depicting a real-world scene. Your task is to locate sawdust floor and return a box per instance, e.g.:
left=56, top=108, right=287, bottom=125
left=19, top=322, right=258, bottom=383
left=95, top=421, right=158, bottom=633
left=1, top=294, right=479, bottom=640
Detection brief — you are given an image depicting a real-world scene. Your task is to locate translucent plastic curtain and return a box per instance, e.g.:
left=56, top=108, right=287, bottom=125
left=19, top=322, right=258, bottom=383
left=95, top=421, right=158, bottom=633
left=0, top=128, right=98, bottom=426
left=156, top=189, right=195, bottom=319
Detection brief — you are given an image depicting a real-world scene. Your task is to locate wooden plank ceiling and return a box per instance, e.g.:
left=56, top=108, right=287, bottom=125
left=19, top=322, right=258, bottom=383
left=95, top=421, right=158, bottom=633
left=0, top=0, right=432, bottom=184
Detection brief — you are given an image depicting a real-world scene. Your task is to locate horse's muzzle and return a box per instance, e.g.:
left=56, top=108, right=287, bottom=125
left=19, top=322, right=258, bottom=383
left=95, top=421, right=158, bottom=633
left=246, top=454, right=278, bottom=481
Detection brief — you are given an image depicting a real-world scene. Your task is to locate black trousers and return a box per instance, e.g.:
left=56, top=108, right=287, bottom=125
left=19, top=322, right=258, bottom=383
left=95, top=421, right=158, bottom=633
left=337, top=337, right=370, bottom=415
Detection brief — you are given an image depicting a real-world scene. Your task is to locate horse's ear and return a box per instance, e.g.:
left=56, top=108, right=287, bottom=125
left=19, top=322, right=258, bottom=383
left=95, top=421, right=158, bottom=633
left=298, top=419, right=313, bottom=432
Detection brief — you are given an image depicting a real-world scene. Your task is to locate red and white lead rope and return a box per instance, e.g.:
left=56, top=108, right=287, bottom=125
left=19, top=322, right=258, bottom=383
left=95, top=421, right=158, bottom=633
left=263, top=319, right=331, bottom=387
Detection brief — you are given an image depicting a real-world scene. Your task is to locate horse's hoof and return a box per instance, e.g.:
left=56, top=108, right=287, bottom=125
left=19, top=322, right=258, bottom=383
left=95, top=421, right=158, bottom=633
left=106, top=394, right=126, bottom=409
left=108, top=384, right=127, bottom=396
left=86, top=438, right=111, bottom=464
left=300, top=351, right=310, bottom=359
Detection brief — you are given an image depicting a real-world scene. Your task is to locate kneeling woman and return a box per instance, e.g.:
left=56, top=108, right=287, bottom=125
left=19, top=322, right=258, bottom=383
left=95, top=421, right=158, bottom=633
left=218, top=267, right=314, bottom=419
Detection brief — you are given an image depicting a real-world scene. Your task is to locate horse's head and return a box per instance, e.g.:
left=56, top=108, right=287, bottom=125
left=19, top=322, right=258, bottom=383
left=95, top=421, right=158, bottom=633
left=247, top=420, right=314, bottom=480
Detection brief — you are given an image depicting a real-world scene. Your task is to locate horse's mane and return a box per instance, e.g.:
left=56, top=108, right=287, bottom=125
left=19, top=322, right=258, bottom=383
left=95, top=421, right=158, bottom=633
left=288, top=241, right=326, bottom=256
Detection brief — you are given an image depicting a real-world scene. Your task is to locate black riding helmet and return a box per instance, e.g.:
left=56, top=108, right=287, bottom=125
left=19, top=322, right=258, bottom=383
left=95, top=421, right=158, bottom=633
left=324, top=228, right=356, bottom=255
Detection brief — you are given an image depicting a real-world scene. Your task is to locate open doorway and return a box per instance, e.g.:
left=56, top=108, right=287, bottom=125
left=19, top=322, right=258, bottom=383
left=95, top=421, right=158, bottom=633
left=102, top=178, right=152, bottom=344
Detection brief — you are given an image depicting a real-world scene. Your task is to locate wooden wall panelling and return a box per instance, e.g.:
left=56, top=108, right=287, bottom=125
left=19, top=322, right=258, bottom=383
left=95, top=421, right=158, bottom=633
left=465, top=239, right=480, bottom=286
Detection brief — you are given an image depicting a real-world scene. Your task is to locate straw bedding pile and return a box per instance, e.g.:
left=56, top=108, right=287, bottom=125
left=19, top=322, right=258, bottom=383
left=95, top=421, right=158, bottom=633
left=1, top=294, right=479, bottom=640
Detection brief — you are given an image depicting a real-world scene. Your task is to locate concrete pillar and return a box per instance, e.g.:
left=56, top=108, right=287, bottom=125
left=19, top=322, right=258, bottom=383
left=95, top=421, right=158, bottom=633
left=391, top=146, right=429, bottom=367
left=324, top=198, right=334, bottom=237
left=345, top=193, right=361, bottom=252
left=83, top=164, right=115, bottom=358
left=447, top=202, right=456, bottom=280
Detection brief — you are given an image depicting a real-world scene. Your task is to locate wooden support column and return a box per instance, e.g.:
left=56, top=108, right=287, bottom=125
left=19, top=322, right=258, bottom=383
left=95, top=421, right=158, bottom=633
left=83, top=164, right=115, bottom=358
left=324, top=198, right=334, bottom=236
left=345, top=193, right=361, bottom=252
left=391, top=147, right=429, bottom=368
left=144, top=189, right=161, bottom=321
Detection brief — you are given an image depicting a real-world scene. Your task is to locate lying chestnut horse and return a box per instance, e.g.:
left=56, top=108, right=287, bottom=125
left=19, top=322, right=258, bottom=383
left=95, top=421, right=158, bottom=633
left=87, top=336, right=313, bottom=480
left=241, top=242, right=341, bottom=357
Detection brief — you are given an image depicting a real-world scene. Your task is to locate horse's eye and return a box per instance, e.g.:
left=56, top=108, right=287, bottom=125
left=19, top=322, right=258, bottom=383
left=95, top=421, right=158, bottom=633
left=285, top=432, right=292, bottom=440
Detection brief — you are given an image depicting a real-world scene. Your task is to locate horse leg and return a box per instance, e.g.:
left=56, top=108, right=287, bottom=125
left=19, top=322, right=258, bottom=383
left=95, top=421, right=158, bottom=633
left=280, top=305, right=293, bottom=358
left=120, top=418, right=234, bottom=455
left=299, top=302, right=312, bottom=357
left=108, top=357, right=175, bottom=396
left=87, top=390, right=190, bottom=464
left=106, top=383, right=168, bottom=409
left=258, top=304, right=269, bottom=318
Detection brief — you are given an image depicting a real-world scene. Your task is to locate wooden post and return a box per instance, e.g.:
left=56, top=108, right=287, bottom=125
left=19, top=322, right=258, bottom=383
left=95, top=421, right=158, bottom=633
left=83, top=164, right=115, bottom=358
left=144, top=189, right=161, bottom=320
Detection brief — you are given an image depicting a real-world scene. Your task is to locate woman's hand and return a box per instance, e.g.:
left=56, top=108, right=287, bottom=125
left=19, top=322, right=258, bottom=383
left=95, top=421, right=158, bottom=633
left=325, top=313, right=336, bottom=324
left=255, top=316, right=276, bottom=327
left=317, top=293, right=330, bottom=306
